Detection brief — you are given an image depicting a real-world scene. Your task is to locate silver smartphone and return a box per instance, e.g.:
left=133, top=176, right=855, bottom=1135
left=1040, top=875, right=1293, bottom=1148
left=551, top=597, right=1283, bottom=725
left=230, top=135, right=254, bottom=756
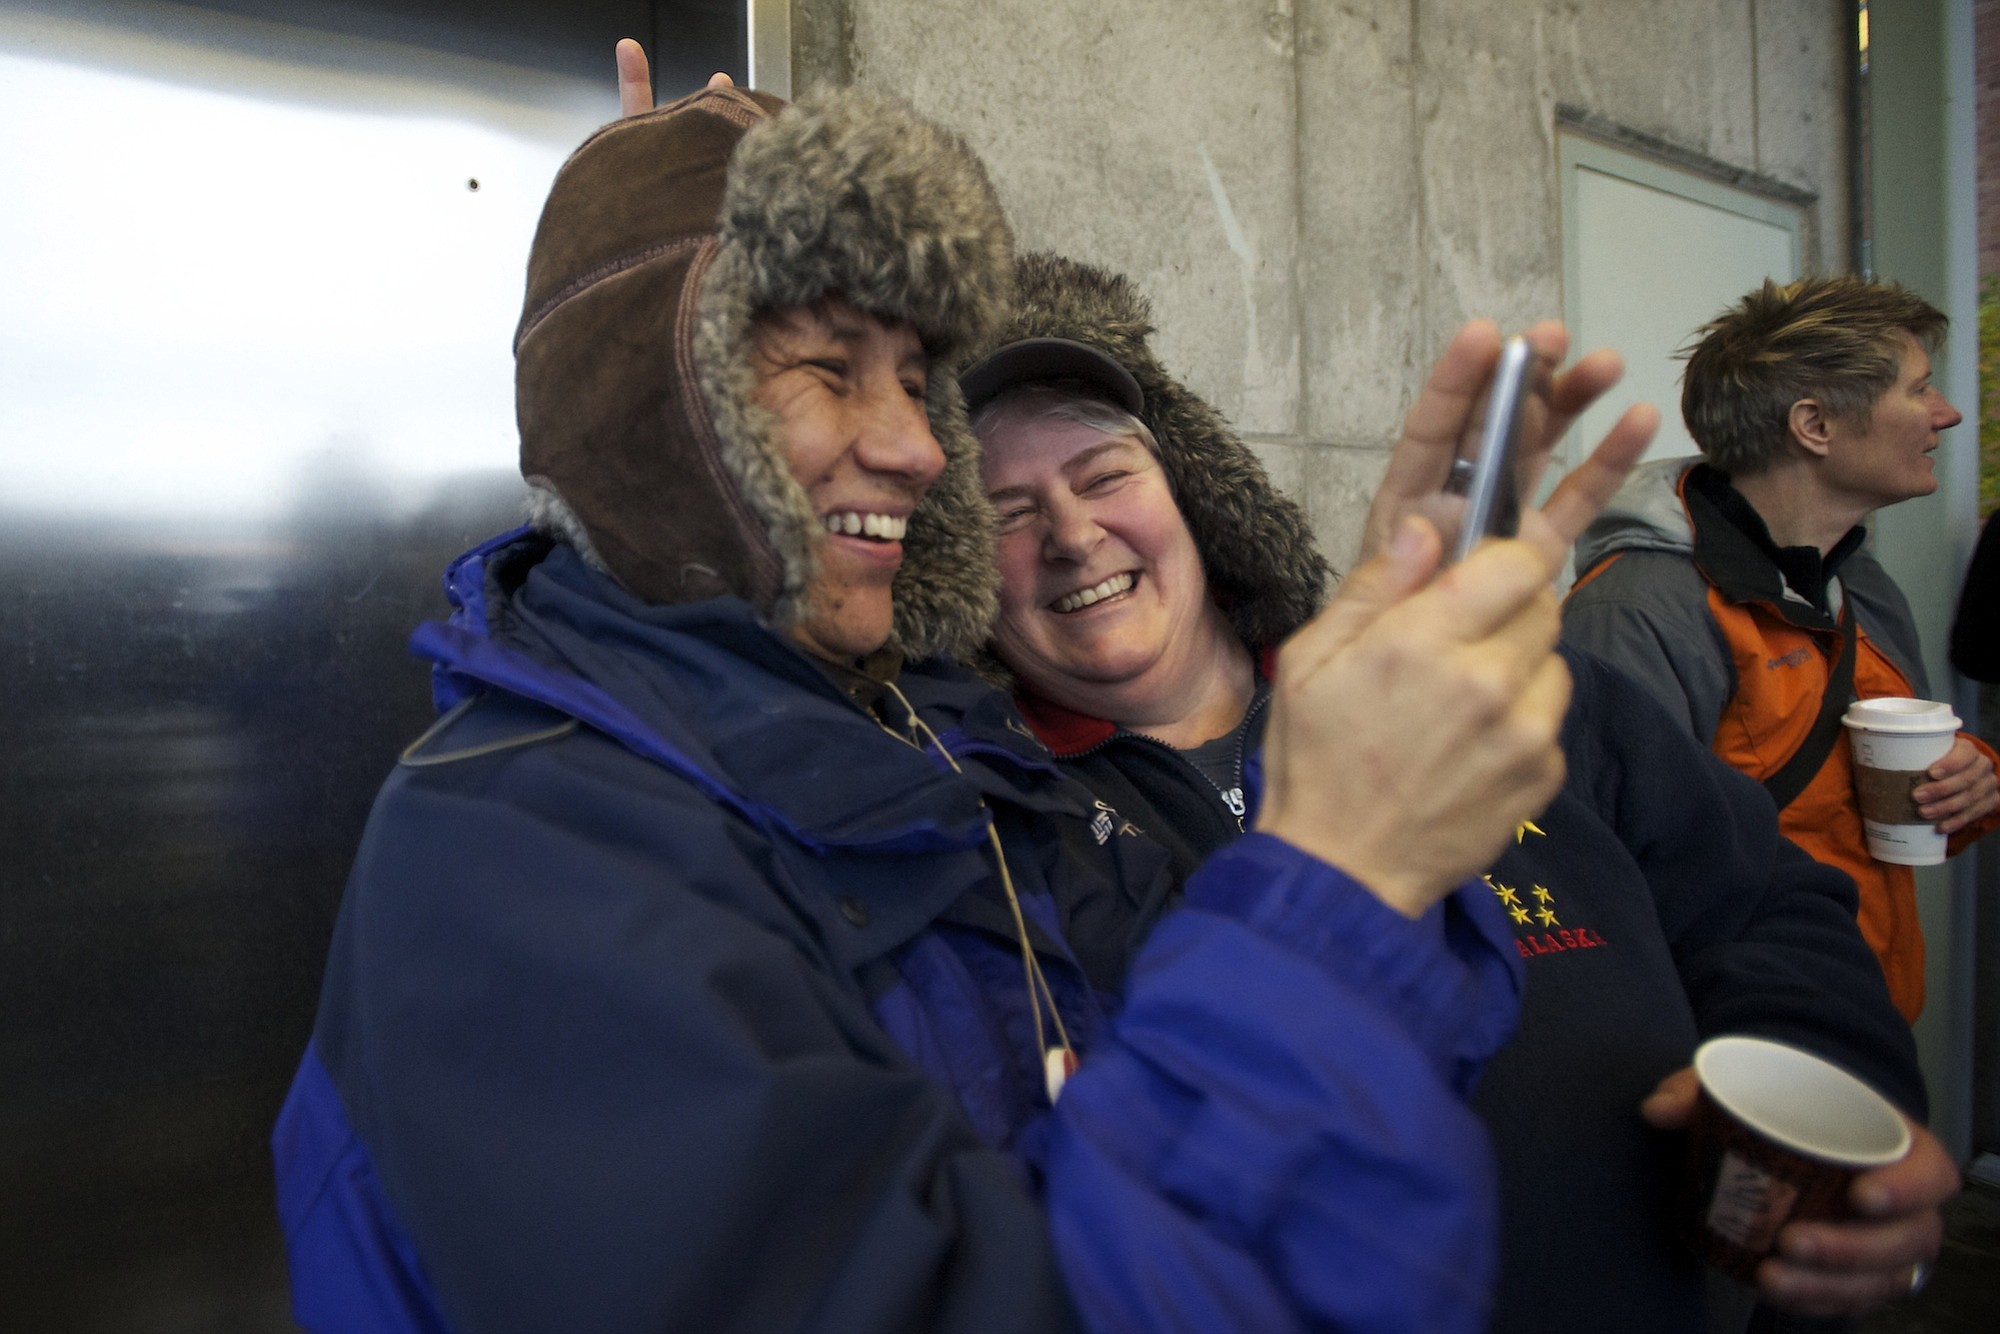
left=1446, top=335, right=1535, bottom=563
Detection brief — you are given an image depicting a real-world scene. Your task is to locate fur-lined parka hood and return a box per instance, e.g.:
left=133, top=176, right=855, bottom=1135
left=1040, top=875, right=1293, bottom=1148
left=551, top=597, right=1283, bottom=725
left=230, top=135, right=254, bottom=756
left=962, top=253, right=1330, bottom=649
left=515, top=85, right=1012, bottom=661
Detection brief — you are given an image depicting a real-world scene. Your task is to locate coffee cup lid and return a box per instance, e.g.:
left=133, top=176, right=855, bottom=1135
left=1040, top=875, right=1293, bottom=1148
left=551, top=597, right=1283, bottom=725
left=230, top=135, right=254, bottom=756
left=1840, top=697, right=1960, bottom=734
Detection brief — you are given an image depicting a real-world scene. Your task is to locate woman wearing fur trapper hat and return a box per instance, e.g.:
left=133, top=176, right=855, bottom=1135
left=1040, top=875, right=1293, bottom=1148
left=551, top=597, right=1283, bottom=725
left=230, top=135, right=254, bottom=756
left=963, top=253, right=1944, bottom=1333
left=273, top=73, right=1619, bottom=1334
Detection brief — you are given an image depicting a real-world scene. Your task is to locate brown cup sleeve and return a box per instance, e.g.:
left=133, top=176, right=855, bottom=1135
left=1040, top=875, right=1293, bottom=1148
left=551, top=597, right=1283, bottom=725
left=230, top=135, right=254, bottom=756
left=1852, top=766, right=1929, bottom=824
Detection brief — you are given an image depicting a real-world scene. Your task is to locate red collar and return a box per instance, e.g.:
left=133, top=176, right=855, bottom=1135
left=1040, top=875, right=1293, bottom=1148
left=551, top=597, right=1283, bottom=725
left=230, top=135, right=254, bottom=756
left=1013, top=691, right=1117, bottom=756
left=1012, top=644, right=1278, bottom=757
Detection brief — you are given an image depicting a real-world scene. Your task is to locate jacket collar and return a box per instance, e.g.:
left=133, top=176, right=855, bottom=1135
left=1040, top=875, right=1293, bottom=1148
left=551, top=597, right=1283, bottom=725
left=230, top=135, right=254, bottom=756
left=421, top=533, right=1079, bottom=852
left=1013, top=690, right=1118, bottom=755
left=1682, top=464, right=1851, bottom=633
left=1012, top=644, right=1280, bottom=756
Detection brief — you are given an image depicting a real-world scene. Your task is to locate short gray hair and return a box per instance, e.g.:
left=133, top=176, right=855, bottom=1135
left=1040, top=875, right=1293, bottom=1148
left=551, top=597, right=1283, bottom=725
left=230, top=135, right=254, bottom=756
left=970, top=380, right=1162, bottom=464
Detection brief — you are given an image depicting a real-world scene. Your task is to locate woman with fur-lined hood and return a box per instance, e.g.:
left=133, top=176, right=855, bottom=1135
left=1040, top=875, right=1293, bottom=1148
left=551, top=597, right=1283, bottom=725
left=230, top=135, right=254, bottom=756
left=270, top=69, right=1623, bottom=1333
left=961, top=254, right=1937, bottom=1332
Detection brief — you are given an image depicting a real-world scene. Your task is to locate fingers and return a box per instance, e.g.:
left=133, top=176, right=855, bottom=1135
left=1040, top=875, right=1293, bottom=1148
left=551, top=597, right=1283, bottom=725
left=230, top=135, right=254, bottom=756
left=1759, top=1210, right=1944, bottom=1314
left=1287, top=524, right=1554, bottom=688
left=1499, top=322, right=1581, bottom=501
left=1361, top=323, right=1504, bottom=559
left=1543, top=347, right=1626, bottom=426
left=1517, top=319, right=1571, bottom=375
left=1483, top=323, right=1604, bottom=500
left=1261, top=533, right=1571, bottom=915
left=1510, top=651, right=1574, bottom=810
left=1851, top=1124, right=1962, bottom=1219
left=1359, top=317, right=1649, bottom=570
left=1521, top=346, right=1630, bottom=500
left=1394, top=319, right=1502, bottom=473
left=1756, top=1122, right=1958, bottom=1316
left=1638, top=1066, right=1699, bottom=1129
left=1916, top=738, right=1990, bottom=795
left=1936, top=785, right=2000, bottom=834
left=1923, top=773, right=1997, bottom=831
left=1916, top=739, right=1999, bottom=831
left=1427, top=541, right=1567, bottom=648
left=1279, top=517, right=1442, bottom=679
left=1755, top=1243, right=1938, bottom=1315
left=1922, top=737, right=1982, bottom=783
left=617, top=39, right=735, bottom=120
left=616, top=38, right=654, bottom=117
left=1522, top=401, right=1660, bottom=560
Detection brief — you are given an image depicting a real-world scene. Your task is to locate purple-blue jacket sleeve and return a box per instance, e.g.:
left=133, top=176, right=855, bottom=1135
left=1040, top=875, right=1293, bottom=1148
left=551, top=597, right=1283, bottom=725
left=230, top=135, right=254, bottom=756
left=1039, top=833, right=1523, bottom=1333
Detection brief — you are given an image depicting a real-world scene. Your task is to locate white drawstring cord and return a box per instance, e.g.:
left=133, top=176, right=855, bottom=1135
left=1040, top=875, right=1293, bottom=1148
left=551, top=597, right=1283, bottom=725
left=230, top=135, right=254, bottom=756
left=879, top=678, right=1076, bottom=1100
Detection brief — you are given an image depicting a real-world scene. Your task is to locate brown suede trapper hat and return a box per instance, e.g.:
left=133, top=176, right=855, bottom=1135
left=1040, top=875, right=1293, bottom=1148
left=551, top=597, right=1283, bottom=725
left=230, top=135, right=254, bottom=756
left=516, top=85, right=1013, bottom=661
left=961, top=252, right=1331, bottom=651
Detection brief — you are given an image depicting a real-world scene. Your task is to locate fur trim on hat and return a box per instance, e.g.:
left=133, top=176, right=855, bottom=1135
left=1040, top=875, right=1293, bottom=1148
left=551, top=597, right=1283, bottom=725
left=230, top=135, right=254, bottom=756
left=695, top=88, right=1011, bottom=660
left=516, top=85, right=1010, bottom=663
left=969, top=253, right=1330, bottom=652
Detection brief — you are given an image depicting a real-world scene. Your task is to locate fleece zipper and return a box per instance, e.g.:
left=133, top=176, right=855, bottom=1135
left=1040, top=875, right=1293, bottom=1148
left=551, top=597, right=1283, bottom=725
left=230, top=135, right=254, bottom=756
left=1063, top=686, right=1271, bottom=833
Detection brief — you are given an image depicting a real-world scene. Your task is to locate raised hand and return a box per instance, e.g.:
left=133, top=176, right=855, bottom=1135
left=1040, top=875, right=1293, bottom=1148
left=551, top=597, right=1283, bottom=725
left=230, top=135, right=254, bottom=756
left=614, top=37, right=734, bottom=120
left=1360, top=319, right=1658, bottom=569
left=1257, top=519, right=1571, bottom=917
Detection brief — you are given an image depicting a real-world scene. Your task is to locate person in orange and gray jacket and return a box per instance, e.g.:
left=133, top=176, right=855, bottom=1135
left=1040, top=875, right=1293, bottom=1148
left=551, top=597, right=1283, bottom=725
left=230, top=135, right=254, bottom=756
left=1563, top=277, right=2000, bottom=1021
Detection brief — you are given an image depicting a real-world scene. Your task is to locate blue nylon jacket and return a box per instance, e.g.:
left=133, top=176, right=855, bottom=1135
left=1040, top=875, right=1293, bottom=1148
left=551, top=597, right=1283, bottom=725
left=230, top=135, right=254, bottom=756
left=273, top=531, right=1524, bottom=1333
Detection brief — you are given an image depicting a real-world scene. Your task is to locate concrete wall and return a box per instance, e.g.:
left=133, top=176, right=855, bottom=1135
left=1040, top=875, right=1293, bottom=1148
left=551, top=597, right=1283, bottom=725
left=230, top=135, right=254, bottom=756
left=790, top=0, right=1854, bottom=568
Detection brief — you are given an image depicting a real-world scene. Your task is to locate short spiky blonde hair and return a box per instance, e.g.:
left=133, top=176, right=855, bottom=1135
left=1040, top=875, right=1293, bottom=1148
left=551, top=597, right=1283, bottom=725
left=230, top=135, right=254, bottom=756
left=1680, top=276, right=1947, bottom=475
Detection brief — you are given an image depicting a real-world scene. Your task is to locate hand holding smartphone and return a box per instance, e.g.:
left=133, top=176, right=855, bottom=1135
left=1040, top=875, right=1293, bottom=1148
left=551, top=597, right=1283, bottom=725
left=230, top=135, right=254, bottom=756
left=1444, top=335, right=1537, bottom=563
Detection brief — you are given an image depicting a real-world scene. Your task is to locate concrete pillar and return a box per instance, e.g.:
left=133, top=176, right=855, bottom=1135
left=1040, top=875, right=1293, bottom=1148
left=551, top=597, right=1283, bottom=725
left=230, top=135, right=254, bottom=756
left=1868, top=0, right=1984, bottom=1161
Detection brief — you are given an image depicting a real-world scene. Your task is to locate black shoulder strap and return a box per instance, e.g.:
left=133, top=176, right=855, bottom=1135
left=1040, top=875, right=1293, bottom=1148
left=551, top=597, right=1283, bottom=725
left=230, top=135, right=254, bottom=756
left=1763, top=600, right=1857, bottom=811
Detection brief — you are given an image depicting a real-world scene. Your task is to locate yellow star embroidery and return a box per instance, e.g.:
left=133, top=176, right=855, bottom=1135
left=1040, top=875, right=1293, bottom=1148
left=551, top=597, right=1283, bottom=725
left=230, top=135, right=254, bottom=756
left=1509, top=905, right=1532, bottom=925
left=1531, top=885, right=1554, bottom=905
left=1536, top=906, right=1559, bottom=927
left=1515, top=820, right=1545, bottom=843
left=1492, top=883, right=1522, bottom=908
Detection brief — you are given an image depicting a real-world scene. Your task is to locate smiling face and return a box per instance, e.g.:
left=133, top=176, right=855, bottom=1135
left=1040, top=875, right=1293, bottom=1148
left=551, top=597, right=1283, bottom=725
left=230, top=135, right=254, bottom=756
left=750, top=298, right=945, bottom=663
left=979, top=396, right=1231, bottom=721
left=1820, top=330, right=1963, bottom=512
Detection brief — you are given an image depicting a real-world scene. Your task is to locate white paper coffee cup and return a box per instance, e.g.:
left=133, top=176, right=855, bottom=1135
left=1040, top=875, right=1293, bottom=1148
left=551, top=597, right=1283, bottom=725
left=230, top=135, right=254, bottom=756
left=1841, top=697, right=1960, bottom=866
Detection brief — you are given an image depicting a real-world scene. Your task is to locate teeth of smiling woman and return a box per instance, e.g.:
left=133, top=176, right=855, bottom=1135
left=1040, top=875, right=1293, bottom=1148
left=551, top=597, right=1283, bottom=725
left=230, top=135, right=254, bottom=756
left=823, top=513, right=907, bottom=541
left=1054, top=573, right=1135, bottom=614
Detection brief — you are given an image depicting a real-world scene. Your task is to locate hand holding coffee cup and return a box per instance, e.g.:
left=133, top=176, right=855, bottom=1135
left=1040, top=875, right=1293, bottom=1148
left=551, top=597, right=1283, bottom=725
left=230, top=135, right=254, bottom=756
left=1675, top=1036, right=1911, bottom=1284
left=1842, top=697, right=1961, bottom=865
left=1911, top=732, right=2000, bottom=836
